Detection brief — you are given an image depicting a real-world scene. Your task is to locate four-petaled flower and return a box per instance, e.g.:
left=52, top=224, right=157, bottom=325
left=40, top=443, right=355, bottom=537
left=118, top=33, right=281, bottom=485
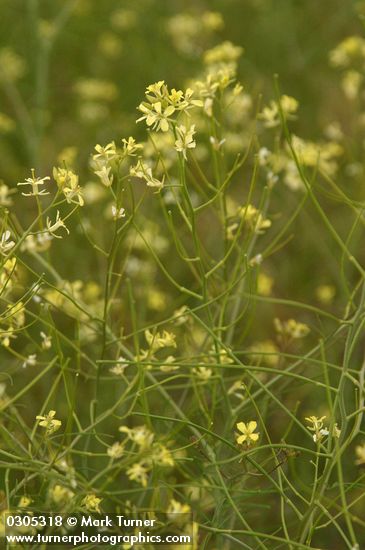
left=18, top=169, right=50, bottom=196
left=236, top=421, right=259, bottom=446
left=175, top=124, right=196, bottom=160
left=93, top=142, right=117, bottom=162
left=137, top=101, right=175, bottom=132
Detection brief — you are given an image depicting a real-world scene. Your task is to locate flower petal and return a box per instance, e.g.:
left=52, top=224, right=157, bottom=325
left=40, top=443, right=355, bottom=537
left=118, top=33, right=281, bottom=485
left=247, top=421, right=257, bottom=432
left=236, top=422, right=247, bottom=433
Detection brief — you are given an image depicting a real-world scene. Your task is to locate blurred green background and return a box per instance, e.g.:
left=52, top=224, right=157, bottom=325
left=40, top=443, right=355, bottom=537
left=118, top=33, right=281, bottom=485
left=0, top=0, right=361, bottom=179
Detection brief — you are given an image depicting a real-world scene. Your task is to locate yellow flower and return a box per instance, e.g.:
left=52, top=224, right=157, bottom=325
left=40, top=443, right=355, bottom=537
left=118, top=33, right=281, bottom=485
left=126, top=463, right=149, bottom=487
left=236, top=421, right=259, bottom=446
left=130, top=160, right=164, bottom=192
left=166, top=498, right=191, bottom=519
left=257, top=273, right=274, bottom=296
left=18, top=496, right=32, bottom=508
left=203, top=41, right=243, bottom=65
left=174, top=124, right=196, bottom=160
left=49, top=484, right=75, bottom=505
left=93, top=142, right=117, bottom=162
left=238, top=204, right=271, bottom=234
left=122, top=136, right=143, bottom=156
left=94, top=165, right=114, bottom=187
left=53, top=166, right=78, bottom=190
left=192, top=366, right=212, bottom=381
left=137, top=101, right=175, bottom=132
left=0, top=230, right=15, bottom=255
left=274, top=318, right=310, bottom=339
left=137, top=81, right=201, bottom=132
left=119, top=424, right=154, bottom=449
left=151, top=443, right=174, bottom=467
left=46, top=210, right=69, bottom=239
left=0, top=257, right=17, bottom=295
left=259, top=95, right=298, bottom=128
left=17, top=169, right=50, bottom=196
left=107, top=441, right=125, bottom=459
left=40, top=332, right=52, bottom=350
left=82, top=494, right=102, bottom=513
left=36, top=410, right=62, bottom=435
left=159, top=355, right=179, bottom=373
left=0, top=183, right=14, bottom=206
left=305, top=415, right=329, bottom=443
left=316, top=285, right=335, bottom=305
left=53, top=166, right=83, bottom=206
left=355, top=443, right=365, bottom=466
left=144, top=329, right=176, bottom=353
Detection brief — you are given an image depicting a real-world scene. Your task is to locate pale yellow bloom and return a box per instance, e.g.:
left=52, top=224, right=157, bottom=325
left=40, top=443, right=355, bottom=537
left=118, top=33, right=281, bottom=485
left=18, top=169, right=50, bottom=196
left=53, top=167, right=78, bottom=190
left=0, top=231, right=15, bottom=255
left=167, top=498, right=191, bottom=518
left=238, top=204, right=271, bottom=234
left=0, top=183, right=14, bottom=206
left=236, top=421, right=259, bottom=446
left=144, top=329, right=176, bottom=353
left=257, top=273, right=274, bottom=296
left=160, top=355, right=179, bottom=373
left=122, top=136, right=143, bottom=156
left=130, top=160, right=164, bottom=191
left=109, top=357, right=129, bottom=376
left=305, top=416, right=329, bottom=443
left=36, top=410, right=62, bottom=435
left=138, top=101, right=175, bottom=132
left=107, top=441, right=124, bottom=459
left=274, top=318, right=310, bottom=339
left=151, top=443, right=174, bottom=467
left=93, top=142, right=117, bottom=162
left=248, top=340, right=279, bottom=367
left=192, top=366, right=213, bottom=381
left=175, top=124, right=196, bottom=160
left=259, top=95, right=298, bottom=128
left=40, top=332, right=52, bottom=350
left=94, top=164, right=114, bottom=187
left=119, top=424, right=154, bottom=449
left=316, top=285, right=336, bottom=305
left=203, top=41, right=243, bottom=65
left=82, top=494, right=102, bottom=513
left=53, top=168, right=83, bottom=206
left=46, top=211, right=69, bottom=239
left=49, top=484, right=75, bottom=505
left=355, top=443, right=365, bottom=465
left=22, top=354, right=37, bottom=368
left=126, top=462, right=149, bottom=487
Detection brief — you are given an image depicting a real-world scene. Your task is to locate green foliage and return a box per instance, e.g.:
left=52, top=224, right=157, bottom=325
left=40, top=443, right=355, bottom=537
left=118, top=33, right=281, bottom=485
left=1, top=1, right=365, bottom=548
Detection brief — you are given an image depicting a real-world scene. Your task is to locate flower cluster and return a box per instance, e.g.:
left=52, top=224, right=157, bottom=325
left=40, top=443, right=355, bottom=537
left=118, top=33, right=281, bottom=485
left=305, top=415, right=340, bottom=443
left=137, top=80, right=202, bottom=133
left=117, top=424, right=175, bottom=488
